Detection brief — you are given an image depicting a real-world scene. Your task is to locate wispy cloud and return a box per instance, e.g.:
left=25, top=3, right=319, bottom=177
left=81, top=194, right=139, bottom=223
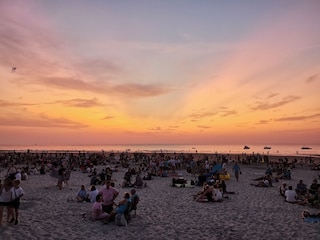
left=220, top=110, right=237, bottom=117
left=0, top=114, right=87, bottom=129
left=16, top=77, right=174, bottom=98
left=197, top=125, right=211, bottom=129
left=256, top=119, right=272, bottom=125
left=305, top=74, right=318, bottom=84
left=56, top=98, right=102, bottom=108
left=250, top=95, right=301, bottom=111
left=275, top=113, right=320, bottom=122
left=0, top=99, right=37, bottom=107
left=75, top=58, right=122, bottom=79
left=148, top=126, right=162, bottom=131
left=102, top=116, right=115, bottom=120
left=267, top=93, right=279, bottom=99
left=188, top=110, right=217, bottom=119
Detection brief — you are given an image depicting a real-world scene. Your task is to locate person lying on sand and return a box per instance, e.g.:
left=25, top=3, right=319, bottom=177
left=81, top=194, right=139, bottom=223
left=250, top=177, right=271, bottom=187
left=194, top=182, right=223, bottom=202
left=301, top=210, right=320, bottom=219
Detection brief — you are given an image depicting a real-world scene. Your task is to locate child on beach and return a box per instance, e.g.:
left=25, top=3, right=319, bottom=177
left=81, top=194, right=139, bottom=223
left=10, top=179, right=24, bottom=225
left=130, top=189, right=139, bottom=216
left=0, top=178, right=14, bottom=226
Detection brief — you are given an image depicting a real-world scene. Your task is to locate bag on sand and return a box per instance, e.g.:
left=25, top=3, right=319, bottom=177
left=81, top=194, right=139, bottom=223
left=115, top=213, right=127, bottom=226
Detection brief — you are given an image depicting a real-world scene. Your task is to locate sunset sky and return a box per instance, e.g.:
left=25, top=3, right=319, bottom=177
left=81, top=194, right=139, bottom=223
left=0, top=0, right=319, bottom=146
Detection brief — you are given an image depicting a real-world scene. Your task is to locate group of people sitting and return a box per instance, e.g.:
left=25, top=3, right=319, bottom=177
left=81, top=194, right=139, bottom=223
left=279, top=179, right=320, bottom=207
left=89, top=167, right=114, bottom=186
left=194, top=180, right=230, bottom=202
left=78, top=179, right=140, bottom=226
left=120, top=168, right=145, bottom=188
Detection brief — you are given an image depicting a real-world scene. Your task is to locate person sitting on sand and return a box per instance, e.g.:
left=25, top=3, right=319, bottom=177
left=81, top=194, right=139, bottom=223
left=284, top=186, right=297, bottom=203
left=212, top=185, right=223, bottom=202
left=265, top=166, right=273, bottom=176
left=104, top=192, right=131, bottom=224
left=77, top=185, right=89, bottom=202
left=92, top=194, right=110, bottom=221
left=88, top=185, right=99, bottom=203
left=195, top=182, right=215, bottom=202
left=99, top=180, right=119, bottom=214
left=143, top=171, right=152, bottom=180
left=279, top=182, right=288, bottom=197
left=308, top=179, right=320, bottom=195
left=133, top=174, right=144, bottom=188
left=277, top=167, right=291, bottom=180
left=295, top=180, right=307, bottom=197
left=306, top=187, right=320, bottom=207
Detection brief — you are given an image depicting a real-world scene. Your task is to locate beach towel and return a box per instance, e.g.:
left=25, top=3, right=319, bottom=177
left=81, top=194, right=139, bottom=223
left=303, top=217, right=320, bottom=223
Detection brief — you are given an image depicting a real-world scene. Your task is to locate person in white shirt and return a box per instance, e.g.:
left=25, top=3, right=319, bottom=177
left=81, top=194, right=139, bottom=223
left=285, top=186, right=297, bottom=203
left=88, top=185, right=99, bottom=203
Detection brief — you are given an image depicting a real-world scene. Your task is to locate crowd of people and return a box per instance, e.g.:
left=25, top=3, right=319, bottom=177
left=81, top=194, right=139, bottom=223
left=1, top=149, right=319, bottom=228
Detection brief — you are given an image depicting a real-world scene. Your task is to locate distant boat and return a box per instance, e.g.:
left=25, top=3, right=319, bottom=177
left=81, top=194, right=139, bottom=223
left=244, top=145, right=250, bottom=149
left=264, top=146, right=271, bottom=149
left=301, top=146, right=312, bottom=150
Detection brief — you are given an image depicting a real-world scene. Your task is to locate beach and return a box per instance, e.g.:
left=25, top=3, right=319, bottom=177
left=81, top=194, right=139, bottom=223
left=0, top=153, right=320, bottom=240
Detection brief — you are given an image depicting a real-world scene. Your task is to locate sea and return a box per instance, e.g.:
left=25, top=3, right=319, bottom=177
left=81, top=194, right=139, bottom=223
left=0, top=144, right=319, bottom=157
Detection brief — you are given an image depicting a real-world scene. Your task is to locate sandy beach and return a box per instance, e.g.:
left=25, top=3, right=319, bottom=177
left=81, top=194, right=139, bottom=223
left=0, top=153, right=319, bottom=240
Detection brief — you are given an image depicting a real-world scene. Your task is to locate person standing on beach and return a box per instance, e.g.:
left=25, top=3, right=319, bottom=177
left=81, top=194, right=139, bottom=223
left=57, top=167, right=65, bottom=190
left=232, top=162, right=241, bottom=181
left=99, top=180, right=119, bottom=214
left=10, top=179, right=24, bottom=225
left=0, top=178, right=14, bottom=226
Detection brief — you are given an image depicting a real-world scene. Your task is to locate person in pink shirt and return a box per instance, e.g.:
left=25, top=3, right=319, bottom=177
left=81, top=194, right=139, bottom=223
left=92, top=194, right=109, bottom=221
left=99, top=180, right=119, bottom=214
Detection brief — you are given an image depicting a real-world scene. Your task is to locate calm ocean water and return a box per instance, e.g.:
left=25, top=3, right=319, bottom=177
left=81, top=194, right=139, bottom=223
left=0, top=144, right=319, bottom=157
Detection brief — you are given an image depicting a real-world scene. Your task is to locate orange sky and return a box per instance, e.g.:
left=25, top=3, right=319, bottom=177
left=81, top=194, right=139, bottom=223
left=0, top=1, right=319, bottom=146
